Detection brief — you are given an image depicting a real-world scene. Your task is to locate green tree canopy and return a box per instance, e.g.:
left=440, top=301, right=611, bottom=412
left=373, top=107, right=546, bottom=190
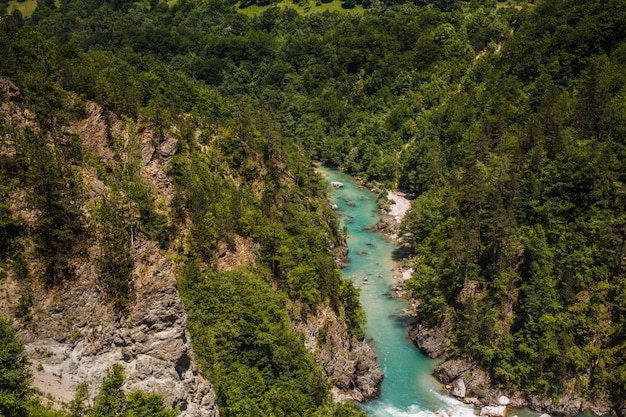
left=0, top=317, right=30, bottom=417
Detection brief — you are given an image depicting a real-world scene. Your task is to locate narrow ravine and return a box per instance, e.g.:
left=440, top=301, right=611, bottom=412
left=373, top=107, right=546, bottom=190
left=320, top=166, right=477, bottom=417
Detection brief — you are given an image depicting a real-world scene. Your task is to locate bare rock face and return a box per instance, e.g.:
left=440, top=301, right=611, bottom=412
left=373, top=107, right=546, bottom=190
left=293, top=304, right=383, bottom=402
left=526, top=393, right=595, bottom=417
left=480, top=405, right=506, bottom=417
left=408, top=322, right=450, bottom=358
left=20, top=240, right=219, bottom=417
left=434, top=359, right=473, bottom=384
left=452, top=378, right=466, bottom=398
left=331, top=238, right=349, bottom=269
left=514, top=389, right=611, bottom=416
left=434, top=356, right=613, bottom=416
left=18, top=102, right=220, bottom=415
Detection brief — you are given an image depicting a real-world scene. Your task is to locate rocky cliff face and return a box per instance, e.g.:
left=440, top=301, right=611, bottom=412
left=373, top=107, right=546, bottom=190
left=407, top=322, right=450, bottom=359
left=0, top=93, right=219, bottom=416
left=293, top=303, right=383, bottom=402
left=19, top=239, right=218, bottom=417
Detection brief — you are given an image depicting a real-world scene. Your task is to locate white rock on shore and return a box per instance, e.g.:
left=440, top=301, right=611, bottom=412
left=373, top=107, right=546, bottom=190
left=452, top=378, right=466, bottom=398
left=480, top=405, right=506, bottom=417
left=387, top=191, right=411, bottom=222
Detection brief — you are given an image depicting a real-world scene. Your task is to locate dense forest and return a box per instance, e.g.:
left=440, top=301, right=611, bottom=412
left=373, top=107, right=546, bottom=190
left=397, top=0, right=626, bottom=410
left=1, top=0, right=625, bottom=414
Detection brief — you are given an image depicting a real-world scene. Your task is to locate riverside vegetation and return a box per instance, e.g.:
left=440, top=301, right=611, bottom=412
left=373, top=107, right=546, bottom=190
left=0, top=0, right=625, bottom=415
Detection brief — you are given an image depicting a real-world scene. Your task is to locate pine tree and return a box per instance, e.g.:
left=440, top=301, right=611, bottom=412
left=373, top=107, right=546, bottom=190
left=0, top=318, right=31, bottom=417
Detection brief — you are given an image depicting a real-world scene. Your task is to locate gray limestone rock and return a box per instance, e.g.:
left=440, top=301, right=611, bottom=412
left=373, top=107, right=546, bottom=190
left=142, top=141, right=156, bottom=165
left=160, top=136, right=178, bottom=157
left=18, top=240, right=219, bottom=417
left=452, top=378, right=466, bottom=398
left=433, top=359, right=473, bottom=384
left=293, top=304, right=383, bottom=403
left=527, top=393, right=583, bottom=417
left=408, top=323, right=450, bottom=358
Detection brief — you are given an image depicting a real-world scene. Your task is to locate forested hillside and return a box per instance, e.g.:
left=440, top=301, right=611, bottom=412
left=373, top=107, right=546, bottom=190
left=1, top=0, right=625, bottom=415
left=398, top=1, right=626, bottom=414
left=0, top=4, right=368, bottom=416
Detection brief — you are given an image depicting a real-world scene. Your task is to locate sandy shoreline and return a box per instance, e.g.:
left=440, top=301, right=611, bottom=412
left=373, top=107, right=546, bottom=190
left=386, top=191, right=412, bottom=222
left=379, top=191, right=415, bottom=298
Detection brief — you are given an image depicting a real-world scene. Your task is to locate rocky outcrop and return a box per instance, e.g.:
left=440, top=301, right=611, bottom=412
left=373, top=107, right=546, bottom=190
left=292, top=304, right=383, bottom=402
left=430, top=355, right=615, bottom=416
left=367, top=215, right=400, bottom=238
left=480, top=405, right=506, bottom=417
left=433, top=359, right=474, bottom=384
left=525, top=393, right=613, bottom=417
left=435, top=360, right=518, bottom=406
left=435, top=359, right=493, bottom=402
left=0, top=99, right=219, bottom=416
left=408, top=322, right=450, bottom=358
left=333, top=240, right=350, bottom=268
left=19, top=239, right=218, bottom=417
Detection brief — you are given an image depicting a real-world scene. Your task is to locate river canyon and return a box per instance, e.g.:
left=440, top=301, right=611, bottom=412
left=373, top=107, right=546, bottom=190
left=321, top=166, right=478, bottom=417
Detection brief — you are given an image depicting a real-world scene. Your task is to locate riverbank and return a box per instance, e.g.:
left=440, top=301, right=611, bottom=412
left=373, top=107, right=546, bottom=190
left=368, top=191, right=415, bottom=298
left=428, top=356, right=614, bottom=417
left=367, top=190, right=411, bottom=239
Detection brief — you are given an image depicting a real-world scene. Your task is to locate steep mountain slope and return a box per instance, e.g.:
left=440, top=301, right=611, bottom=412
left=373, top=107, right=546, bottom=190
left=397, top=2, right=626, bottom=415
left=0, top=82, right=218, bottom=415
left=0, top=18, right=377, bottom=416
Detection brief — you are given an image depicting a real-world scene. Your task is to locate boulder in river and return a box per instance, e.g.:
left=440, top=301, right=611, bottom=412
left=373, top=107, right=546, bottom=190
left=480, top=406, right=506, bottom=417
left=452, top=378, right=466, bottom=398
left=433, top=359, right=472, bottom=383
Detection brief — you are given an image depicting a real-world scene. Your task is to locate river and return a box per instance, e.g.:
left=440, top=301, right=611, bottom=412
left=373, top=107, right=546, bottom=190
left=320, top=166, right=477, bottom=417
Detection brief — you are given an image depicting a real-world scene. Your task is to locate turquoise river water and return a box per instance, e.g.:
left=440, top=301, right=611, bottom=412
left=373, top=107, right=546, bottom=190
left=320, top=166, right=478, bottom=417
